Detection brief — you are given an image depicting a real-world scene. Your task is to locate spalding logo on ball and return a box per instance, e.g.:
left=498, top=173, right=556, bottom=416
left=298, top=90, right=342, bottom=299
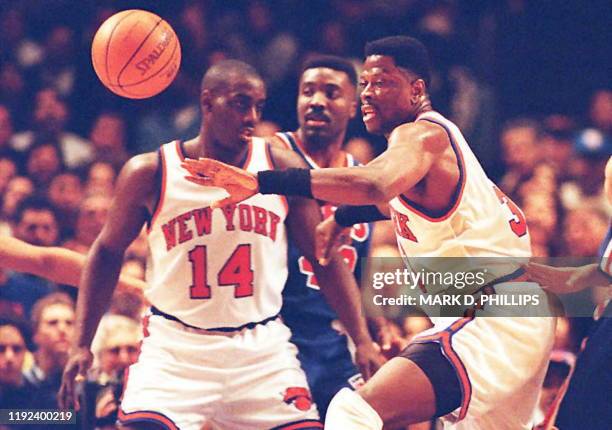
left=92, top=9, right=181, bottom=99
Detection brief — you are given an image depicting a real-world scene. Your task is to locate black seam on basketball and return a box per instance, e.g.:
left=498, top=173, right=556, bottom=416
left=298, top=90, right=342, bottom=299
left=116, top=17, right=164, bottom=88
left=104, top=10, right=140, bottom=87
left=111, top=35, right=179, bottom=89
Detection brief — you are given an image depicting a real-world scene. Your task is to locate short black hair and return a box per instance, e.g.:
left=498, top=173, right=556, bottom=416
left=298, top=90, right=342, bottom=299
left=365, top=36, right=432, bottom=85
left=301, top=55, right=357, bottom=87
left=14, top=196, right=59, bottom=224
left=0, top=314, right=33, bottom=351
left=201, top=60, right=262, bottom=93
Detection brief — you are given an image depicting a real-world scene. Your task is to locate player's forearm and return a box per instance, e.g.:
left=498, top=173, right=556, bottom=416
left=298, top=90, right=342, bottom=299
left=313, top=254, right=372, bottom=345
left=310, top=166, right=390, bottom=205
left=73, top=240, right=124, bottom=349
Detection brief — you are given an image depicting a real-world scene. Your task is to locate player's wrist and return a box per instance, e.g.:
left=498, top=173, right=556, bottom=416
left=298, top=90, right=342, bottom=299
left=257, top=168, right=313, bottom=197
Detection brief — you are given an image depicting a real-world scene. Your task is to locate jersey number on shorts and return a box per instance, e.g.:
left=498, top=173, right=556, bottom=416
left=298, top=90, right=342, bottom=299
left=188, top=244, right=254, bottom=299
left=298, top=245, right=358, bottom=290
left=493, top=186, right=527, bottom=237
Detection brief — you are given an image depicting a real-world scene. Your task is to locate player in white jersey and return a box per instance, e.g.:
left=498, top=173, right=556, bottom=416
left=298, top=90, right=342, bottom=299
left=58, top=60, right=381, bottom=430
left=182, top=38, right=556, bottom=429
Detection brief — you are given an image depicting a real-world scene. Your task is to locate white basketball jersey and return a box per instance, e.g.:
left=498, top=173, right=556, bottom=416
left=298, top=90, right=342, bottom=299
left=145, top=138, right=289, bottom=329
left=388, top=111, right=531, bottom=291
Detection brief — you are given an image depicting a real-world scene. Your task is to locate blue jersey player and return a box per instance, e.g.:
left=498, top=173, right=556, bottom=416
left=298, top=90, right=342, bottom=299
left=269, top=55, right=381, bottom=418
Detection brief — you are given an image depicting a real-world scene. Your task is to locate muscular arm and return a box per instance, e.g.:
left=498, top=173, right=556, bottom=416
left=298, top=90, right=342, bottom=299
left=72, top=153, right=157, bottom=349
left=309, top=122, right=447, bottom=205
left=0, top=236, right=146, bottom=292
left=271, top=147, right=374, bottom=347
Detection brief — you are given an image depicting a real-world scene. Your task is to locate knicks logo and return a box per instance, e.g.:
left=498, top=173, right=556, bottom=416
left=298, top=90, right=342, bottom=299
left=283, top=387, right=313, bottom=411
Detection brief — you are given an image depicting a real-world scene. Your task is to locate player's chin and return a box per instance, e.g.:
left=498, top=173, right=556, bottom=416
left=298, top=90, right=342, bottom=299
left=363, top=119, right=383, bottom=134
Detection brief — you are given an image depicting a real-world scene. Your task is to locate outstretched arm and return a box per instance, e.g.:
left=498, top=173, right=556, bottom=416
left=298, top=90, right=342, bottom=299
left=182, top=121, right=447, bottom=207
left=272, top=147, right=385, bottom=379
left=0, top=236, right=146, bottom=292
left=59, top=152, right=157, bottom=409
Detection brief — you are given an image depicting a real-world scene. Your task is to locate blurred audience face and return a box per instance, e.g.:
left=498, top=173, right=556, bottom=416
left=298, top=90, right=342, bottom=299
left=521, top=192, right=558, bottom=236
left=90, top=113, right=126, bottom=150
left=99, top=331, right=140, bottom=376
left=563, top=208, right=608, bottom=257
left=297, top=67, right=356, bottom=149
left=33, top=89, right=68, bottom=133
left=48, top=172, right=83, bottom=212
left=0, top=105, right=13, bottom=147
left=75, top=195, right=110, bottom=246
left=34, top=303, right=74, bottom=357
left=0, top=156, right=17, bottom=195
left=590, top=89, right=612, bottom=132
left=26, top=142, right=62, bottom=184
left=501, top=125, right=539, bottom=172
left=14, top=206, right=59, bottom=246
left=86, top=161, right=115, bottom=196
left=0, top=324, right=27, bottom=386
left=45, top=26, right=74, bottom=64
left=1, top=176, right=34, bottom=218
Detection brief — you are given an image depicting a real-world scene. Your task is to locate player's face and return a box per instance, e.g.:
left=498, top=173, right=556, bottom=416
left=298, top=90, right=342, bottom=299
left=359, top=55, right=416, bottom=135
left=207, top=76, right=266, bottom=149
left=297, top=67, right=356, bottom=147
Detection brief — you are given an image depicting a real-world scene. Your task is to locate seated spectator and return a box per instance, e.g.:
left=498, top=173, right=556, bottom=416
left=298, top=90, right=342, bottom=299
left=10, top=88, right=93, bottom=168
left=25, top=137, right=64, bottom=188
left=23, top=293, right=74, bottom=411
left=89, top=112, right=129, bottom=168
left=1, top=176, right=34, bottom=228
left=1, top=197, right=60, bottom=317
left=47, top=171, right=84, bottom=239
left=82, top=315, right=141, bottom=429
left=62, top=194, right=110, bottom=254
left=0, top=155, right=17, bottom=196
left=499, top=118, right=541, bottom=199
left=563, top=207, right=609, bottom=258
left=85, top=161, right=116, bottom=197
left=0, top=315, right=35, bottom=409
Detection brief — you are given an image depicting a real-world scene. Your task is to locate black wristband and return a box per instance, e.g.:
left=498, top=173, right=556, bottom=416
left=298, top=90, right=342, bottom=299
left=334, top=204, right=389, bottom=227
left=257, top=168, right=313, bottom=197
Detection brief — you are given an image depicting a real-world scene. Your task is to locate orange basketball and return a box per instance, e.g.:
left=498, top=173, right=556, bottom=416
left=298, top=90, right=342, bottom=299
left=91, top=9, right=181, bottom=99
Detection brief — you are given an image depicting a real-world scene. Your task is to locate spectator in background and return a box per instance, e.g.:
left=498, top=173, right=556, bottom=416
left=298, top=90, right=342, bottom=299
left=62, top=194, right=110, bottom=254
left=538, top=115, right=575, bottom=180
left=35, top=26, right=77, bottom=98
left=0, top=63, right=28, bottom=129
left=0, top=176, right=34, bottom=234
left=0, top=105, right=18, bottom=157
left=85, top=161, right=116, bottom=197
left=82, top=315, right=141, bottom=429
left=23, top=293, right=74, bottom=411
left=24, top=138, right=64, bottom=188
left=88, top=112, right=129, bottom=168
left=563, top=207, right=609, bottom=258
left=47, top=171, right=84, bottom=239
left=0, top=315, right=34, bottom=409
left=1, top=198, right=60, bottom=317
left=0, top=155, right=17, bottom=197
left=499, top=118, right=541, bottom=198
left=10, top=88, right=92, bottom=168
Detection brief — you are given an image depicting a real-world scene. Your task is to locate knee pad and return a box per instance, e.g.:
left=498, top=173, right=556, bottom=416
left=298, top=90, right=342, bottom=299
left=325, top=388, right=383, bottom=430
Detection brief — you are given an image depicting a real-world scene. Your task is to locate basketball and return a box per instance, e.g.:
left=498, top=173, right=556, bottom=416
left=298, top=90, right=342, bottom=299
left=91, top=9, right=181, bottom=99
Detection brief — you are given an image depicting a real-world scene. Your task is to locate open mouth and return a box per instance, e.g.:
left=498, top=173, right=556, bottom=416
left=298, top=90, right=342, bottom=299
left=361, top=105, right=378, bottom=122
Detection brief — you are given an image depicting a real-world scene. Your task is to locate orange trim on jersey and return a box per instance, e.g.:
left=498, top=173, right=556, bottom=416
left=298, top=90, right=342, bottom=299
left=412, top=317, right=474, bottom=420
left=265, top=143, right=290, bottom=214
left=287, top=131, right=350, bottom=168
left=147, top=145, right=168, bottom=234
left=118, top=409, right=179, bottom=430
left=396, top=119, right=467, bottom=222
left=273, top=420, right=324, bottom=430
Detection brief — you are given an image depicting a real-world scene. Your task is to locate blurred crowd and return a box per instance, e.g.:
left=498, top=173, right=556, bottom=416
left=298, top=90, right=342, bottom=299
left=0, top=0, right=610, bottom=428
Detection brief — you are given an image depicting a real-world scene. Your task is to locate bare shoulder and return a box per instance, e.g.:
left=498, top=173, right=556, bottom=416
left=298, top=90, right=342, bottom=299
left=115, top=152, right=160, bottom=200
left=268, top=145, right=309, bottom=169
left=389, top=121, right=449, bottom=153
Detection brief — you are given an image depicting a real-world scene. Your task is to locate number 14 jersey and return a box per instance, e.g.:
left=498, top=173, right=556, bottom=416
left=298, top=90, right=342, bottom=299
left=145, top=138, right=289, bottom=329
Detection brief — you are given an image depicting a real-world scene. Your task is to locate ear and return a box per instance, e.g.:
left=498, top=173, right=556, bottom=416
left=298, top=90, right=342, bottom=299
left=412, top=79, right=426, bottom=99
left=200, top=90, right=213, bottom=112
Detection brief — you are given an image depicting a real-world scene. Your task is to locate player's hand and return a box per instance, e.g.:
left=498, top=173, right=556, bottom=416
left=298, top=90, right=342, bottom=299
left=373, top=317, right=408, bottom=360
left=523, top=262, right=591, bottom=294
left=354, top=341, right=387, bottom=381
left=182, top=158, right=258, bottom=208
left=316, top=215, right=350, bottom=266
left=58, top=347, right=93, bottom=410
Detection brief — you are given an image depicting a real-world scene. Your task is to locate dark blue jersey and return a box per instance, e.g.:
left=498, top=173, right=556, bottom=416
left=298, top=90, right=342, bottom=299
left=277, top=131, right=371, bottom=337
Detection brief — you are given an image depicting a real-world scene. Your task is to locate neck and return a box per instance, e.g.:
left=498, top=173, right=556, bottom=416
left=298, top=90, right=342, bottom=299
left=35, top=349, right=65, bottom=377
left=296, top=129, right=346, bottom=168
left=384, top=99, right=433, bottom=139
left=188, top=128, right=250, bottom=167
